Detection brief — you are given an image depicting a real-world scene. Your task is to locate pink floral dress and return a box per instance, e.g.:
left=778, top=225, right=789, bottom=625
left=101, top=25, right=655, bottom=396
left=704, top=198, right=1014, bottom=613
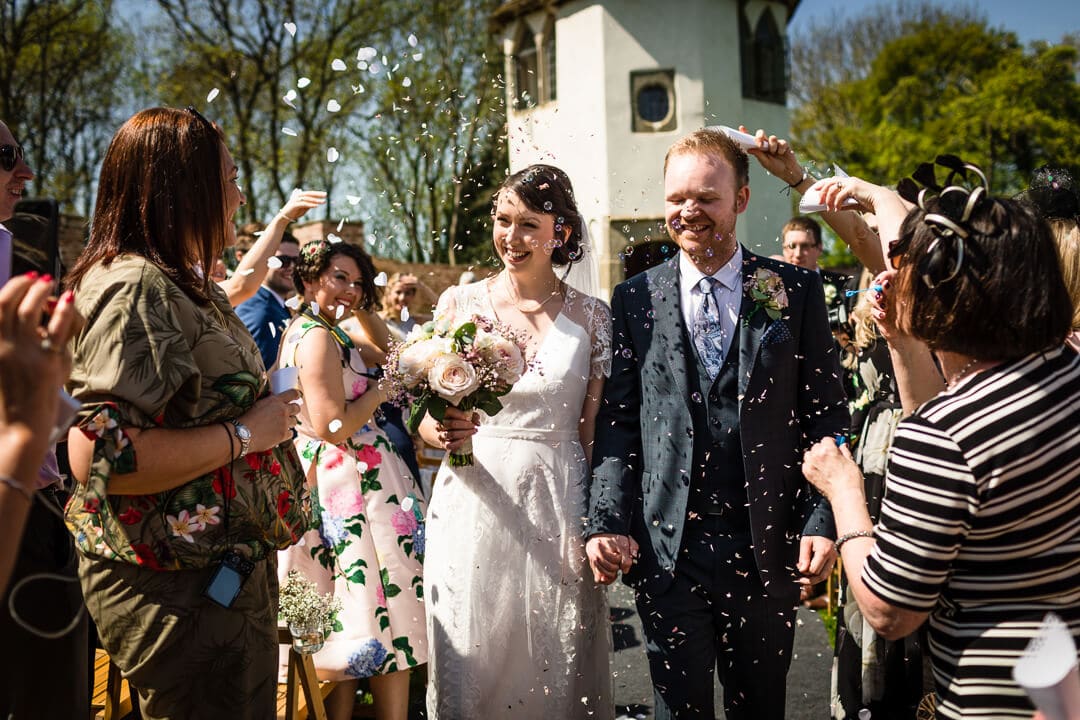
left=277, top=314, right=427, bottom=680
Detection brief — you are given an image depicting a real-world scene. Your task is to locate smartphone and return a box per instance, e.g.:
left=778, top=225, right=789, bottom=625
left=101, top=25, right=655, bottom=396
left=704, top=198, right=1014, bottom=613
left=203, top=550, right=254, bottom=609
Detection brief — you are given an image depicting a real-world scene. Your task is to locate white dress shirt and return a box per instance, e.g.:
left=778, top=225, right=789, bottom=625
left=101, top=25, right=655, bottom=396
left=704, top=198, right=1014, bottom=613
left=679, top=247, right=743, bottom=362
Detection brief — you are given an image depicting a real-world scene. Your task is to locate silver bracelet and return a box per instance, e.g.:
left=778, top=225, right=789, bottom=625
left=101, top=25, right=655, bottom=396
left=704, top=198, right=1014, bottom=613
left=0, top=474, right=35, bottom=503
left=834, top=529, right=875, bottom=552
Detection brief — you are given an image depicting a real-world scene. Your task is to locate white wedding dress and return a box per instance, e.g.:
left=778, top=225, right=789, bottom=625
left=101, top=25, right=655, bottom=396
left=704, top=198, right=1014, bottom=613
left=425, top=279, right=615, bottom=719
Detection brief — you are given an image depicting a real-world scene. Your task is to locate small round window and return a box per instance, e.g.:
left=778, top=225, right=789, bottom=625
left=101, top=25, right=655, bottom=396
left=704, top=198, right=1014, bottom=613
left=636, top=84, right=670, bottom=124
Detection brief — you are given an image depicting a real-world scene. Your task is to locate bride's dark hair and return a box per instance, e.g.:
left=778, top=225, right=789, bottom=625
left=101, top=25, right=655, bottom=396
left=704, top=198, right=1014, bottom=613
left=494, top=164, right=585, bottom=267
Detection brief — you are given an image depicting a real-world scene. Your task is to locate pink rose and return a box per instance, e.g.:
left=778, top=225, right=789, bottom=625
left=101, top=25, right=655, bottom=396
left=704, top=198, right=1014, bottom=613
left=390, top=508, right=418, bottom=536
left=356, top=445, right=382, bottom=470
left=324, top=487, right=365, bottom=517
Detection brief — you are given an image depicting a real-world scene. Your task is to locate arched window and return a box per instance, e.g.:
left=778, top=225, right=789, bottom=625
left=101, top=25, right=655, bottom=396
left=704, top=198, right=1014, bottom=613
left=512, top=23, right=539, bottom=110
left=541, top=15, right=556, bottom=103
left=739, top=3, right=787, bottom=104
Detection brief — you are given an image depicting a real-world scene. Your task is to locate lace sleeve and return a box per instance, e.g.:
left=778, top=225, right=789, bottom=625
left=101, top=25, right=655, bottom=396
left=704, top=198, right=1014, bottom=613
left=583, top=296, right=612, bottom=379
left=434, top=284, right=459, bottom=324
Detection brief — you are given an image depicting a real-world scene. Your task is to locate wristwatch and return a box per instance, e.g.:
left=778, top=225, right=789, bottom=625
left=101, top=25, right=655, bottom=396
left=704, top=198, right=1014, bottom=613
left=229, top=420, right=252, bottom=457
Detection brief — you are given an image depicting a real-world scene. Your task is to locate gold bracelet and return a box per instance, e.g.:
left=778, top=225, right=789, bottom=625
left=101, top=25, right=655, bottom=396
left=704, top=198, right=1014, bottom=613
left=834, top=529, right=875, bottom=552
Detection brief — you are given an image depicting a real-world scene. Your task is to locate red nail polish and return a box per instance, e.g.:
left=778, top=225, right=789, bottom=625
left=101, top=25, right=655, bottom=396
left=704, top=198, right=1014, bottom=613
left=39, top=274, right=53, bottom=284
left=25, top=271, right=38, bottom=280
left=62, top=291, right=75, bottom=304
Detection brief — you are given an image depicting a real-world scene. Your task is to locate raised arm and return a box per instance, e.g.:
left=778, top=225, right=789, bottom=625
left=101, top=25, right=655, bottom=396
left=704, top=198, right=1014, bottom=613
left=220, top=190, right=327, bottom=306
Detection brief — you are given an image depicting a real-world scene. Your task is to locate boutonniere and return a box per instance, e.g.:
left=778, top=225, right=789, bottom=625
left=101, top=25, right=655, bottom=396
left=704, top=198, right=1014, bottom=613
left=823, top=283, right=838, bottom=306
left=743, top=268, right=789, bottom=324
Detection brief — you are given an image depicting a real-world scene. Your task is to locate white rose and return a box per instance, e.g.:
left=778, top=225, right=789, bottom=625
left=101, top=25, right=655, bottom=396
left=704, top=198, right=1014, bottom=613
left=397, top=338, right=444, bottom=386
left=487, top=337, right=526, bottom=385
left=428, top=354, right=481, bottom=405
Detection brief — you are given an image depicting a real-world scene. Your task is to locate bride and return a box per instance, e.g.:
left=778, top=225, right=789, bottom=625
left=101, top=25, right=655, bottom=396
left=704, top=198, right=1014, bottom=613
left=419, top=164, right=616, bottom=718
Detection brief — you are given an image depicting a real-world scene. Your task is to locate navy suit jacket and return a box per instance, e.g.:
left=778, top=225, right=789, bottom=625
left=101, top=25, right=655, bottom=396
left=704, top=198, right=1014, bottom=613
left=587, top=249, right=849, bottom=600
left=235, top=285, right=291, bottom=371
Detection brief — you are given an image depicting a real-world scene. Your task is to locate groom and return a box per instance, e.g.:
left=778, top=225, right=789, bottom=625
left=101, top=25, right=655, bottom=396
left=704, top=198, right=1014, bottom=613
left=586, top=128, right=848, bottom=719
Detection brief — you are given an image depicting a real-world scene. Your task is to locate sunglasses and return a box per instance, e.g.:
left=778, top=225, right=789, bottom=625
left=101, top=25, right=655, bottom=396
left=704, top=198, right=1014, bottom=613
left=0, top=143, right=24, bottom=172
left=273, top=255, right=297, bottom=267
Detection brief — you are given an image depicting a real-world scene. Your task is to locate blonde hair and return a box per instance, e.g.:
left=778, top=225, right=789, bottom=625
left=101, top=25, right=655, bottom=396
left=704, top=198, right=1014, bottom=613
left=663, top=128, right=750, bottom=189
left=1050, top=218, right=1080, bottom=330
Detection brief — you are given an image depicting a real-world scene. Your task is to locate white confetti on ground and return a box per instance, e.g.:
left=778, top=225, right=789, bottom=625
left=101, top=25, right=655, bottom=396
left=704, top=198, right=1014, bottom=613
left=331, top=58, right=347, bottom=71
left=297, top=77, right=311, bottom=89
left=326, top=99, right=341, bottom=112
left=206, top=88, right=219, bottom=103
left=283, top=22, right=297, bottom=37
left=282, top=127, right=298, bottom=136
left=266, top=256, right=283, bottom=269
left=327, top=147, right=339, bottom=163
left=328, top=419, right=342, bottom=433
left=374, top=271, right=388, bottom=286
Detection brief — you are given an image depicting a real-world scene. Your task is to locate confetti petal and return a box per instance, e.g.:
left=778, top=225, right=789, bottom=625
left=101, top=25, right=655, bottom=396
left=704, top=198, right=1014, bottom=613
left=346, top=195, right=362, bottom=205
left=266, top=256, right=283, bottom=269
left=356, top=47, right=377, bottom=62
left=331, top=58, right=347, bottom=71
left=282, top=127, right=298, bottom=136
left=310, top=301, right=320, bottom=315
left=283, top=22, right=297, bottom=37
left=327, top=147, right=340, bottom=163
left=374, top=271, right=388, bottom=286
left=238, top=268, right=255, bottom=276
left=400, top=307, right=410, bottom=322
left=326, top=99, right=341, bottom=112
left=412, top=52, right=423, bottom=61
left=351, top=83, right=365, bottom=94
left=327, top=233, right=342, bottom=244
left=328, top=419, right=342, bottom=433
left=297, top=77, right=311, bottom=89
left=402, top=77, right=412, bottom=88
left=335, top=305, right=346, bottom=319
left=285, top=295, right=302, bottom=310
left=401, top=496, right=414, bottom=511
left=283, top=90, right=297, bottom=108
left=206, top=88, right=219, bottom=103
left=407, top=34, right=418, bottom=47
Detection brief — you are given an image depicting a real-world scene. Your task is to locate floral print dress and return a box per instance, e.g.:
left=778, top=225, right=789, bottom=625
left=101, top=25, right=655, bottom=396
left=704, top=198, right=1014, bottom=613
left=277, top=313, right=428, bottom=681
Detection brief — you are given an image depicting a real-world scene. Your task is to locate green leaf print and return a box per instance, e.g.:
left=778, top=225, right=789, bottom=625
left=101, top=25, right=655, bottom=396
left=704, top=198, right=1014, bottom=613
left=380, top=568, right=401, bottom=598
left=392, top=637, right=418, bottom=667
left=378, top=615, right=389, bottom=632
left=211, top=371, right=261, bottom=409
left=360, top=470, right=382, bottom=494
left=343, top=557, right=368, bottom=585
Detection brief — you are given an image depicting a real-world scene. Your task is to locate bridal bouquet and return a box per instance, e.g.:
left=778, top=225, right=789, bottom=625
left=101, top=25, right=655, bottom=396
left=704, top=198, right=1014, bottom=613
left=385, top=315, right=529, bottom=466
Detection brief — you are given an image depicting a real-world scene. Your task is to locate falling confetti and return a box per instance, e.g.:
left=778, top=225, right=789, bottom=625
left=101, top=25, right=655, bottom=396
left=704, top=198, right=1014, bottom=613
left=283, top=22, right=297, bottom=37
left=402, top=77, right=412, bottom=88
left=335, top=305, right=346, bottom=319
left=282, top=127, right=298, bottom=136
left=328, top=419, right=342, bottom=433
left=326, top=99, right=341, bottom=112
left=327, top=147, right=340, bottom=163
left=356, top=47, right=377, bottom=62
left=401, top=496, right=414, bottom=511
left=346, top=195, right=362, bottom=205
left=374, top=271, right=388, bottom=286
left=266, top=256, right=283, bottom=269
left=400, top=307, right=410, bottom=322
left=327, top=233, right=342, bottom=244
left=407, top=33, right=418, bottom=47
left=285, top=296, right=303, bottom=310
left=297, top=77, right=311, bottom=88
left=237, top=268, right=255, bottom=276
left=331, top=58, right=347, bottom=71
left=310, top=301, right=320, bottom=315
left=412, top=52, right=423, bottom=61
left=283, top=89, right=298, bottom=108
left=206, top=88, right=219, bottom=103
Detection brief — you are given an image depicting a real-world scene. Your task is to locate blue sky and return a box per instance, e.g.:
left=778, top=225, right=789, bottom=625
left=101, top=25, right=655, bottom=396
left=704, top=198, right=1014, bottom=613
left=789, top=0, right=1079, bottom=44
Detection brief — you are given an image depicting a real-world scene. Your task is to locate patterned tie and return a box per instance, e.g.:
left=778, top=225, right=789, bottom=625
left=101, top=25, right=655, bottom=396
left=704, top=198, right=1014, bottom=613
left=693, top=276, right=725, bottom=381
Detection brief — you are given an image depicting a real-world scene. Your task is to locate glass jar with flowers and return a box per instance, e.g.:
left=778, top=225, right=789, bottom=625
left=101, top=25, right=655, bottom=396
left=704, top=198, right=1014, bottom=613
left=278, top=570, right=342, bottom=655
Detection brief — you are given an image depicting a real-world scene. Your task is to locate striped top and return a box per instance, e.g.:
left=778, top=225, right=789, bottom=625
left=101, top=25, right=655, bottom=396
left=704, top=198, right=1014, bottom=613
left=863, top=345, right=1080, bottom=720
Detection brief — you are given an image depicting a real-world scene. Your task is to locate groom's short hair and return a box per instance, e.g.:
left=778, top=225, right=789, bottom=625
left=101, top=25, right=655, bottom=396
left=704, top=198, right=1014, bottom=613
left=664, top=129, right=750, bottom=189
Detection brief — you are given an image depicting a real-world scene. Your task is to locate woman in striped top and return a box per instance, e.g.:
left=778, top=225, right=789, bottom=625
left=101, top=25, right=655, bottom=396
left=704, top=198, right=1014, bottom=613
left=803, top=163, right=1080, bottom=719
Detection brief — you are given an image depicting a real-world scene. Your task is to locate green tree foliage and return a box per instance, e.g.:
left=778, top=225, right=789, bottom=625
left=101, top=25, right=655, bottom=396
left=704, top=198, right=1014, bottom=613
left=0, top=0, right=132, bottom=214
left=790, top=2, right=1080, bottom=194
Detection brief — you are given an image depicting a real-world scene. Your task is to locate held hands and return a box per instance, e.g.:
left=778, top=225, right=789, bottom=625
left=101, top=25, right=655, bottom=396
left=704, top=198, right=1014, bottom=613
left=238, top=389, right=302, bottom=453
left=277, top=190, right=328, bottom=223
left=585, top=533, right=639, bottom=585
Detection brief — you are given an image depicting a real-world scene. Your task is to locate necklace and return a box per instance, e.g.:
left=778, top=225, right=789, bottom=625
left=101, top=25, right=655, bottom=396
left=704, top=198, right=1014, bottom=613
left=503, top=273, right=561, bottom=314
left=947, top=356, right=983, bottom=388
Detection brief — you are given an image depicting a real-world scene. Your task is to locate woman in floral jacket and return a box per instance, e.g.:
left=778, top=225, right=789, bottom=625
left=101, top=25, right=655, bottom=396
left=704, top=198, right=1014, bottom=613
left=276, top=240, right=426, bottom=720
left=63, top=108, right=309, bottom=720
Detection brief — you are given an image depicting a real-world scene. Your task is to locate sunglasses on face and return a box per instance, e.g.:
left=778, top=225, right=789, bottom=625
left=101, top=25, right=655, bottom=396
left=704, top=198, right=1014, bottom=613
left=0, top=143, right=24, bottom=172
